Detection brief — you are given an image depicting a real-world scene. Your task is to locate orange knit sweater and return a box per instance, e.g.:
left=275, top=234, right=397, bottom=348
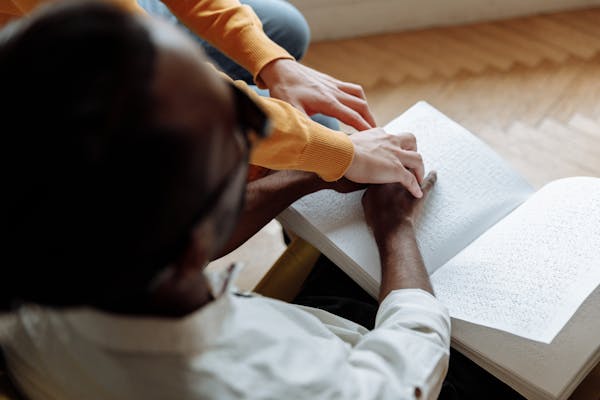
left=1, top=0, right=354, bottom=181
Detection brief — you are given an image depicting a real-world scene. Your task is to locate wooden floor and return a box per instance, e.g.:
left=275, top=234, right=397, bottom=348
left=217, top=6, right=600, bottom=292
left=304, top=7, right=600, bottom=188
left=221, top=6, right=600, bottom=292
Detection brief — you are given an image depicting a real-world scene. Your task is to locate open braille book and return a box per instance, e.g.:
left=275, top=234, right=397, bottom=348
left=278, top=102, right=600, bottom=400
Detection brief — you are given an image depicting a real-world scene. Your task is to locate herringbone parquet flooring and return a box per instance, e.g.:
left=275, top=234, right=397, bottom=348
left=303, top=7, right=600, bottom=188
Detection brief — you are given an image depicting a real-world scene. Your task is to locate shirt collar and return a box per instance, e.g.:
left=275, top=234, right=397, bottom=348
left=60, top=262, right=245, bottom=355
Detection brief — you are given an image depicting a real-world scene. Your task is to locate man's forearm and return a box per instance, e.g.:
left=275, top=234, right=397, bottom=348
left=376, top=221, right=434, bottom=302
left=213, top=171, right=325, bottom=259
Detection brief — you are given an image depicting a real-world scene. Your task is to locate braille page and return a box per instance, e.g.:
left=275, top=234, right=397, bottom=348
left=431, top=177, right=600, bottom=343
left=450, top=286, right=600, bottom=400
left=279, top=102, right=533, bottom=297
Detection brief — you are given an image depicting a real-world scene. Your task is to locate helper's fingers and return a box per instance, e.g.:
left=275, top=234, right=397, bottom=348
left=337, top=91, right=376, bottom=129
left=289, top=100, right=308, bottom=115
left=316, top=100, right=372, bottom=131
left=337, top=81, right=367, bottom=100
left=396, top=132, right=417, bottom=151
left=397, top=150, right=425, bottom=184
left=397, top=165, right=423, bottom=198
left=337, top=84, right=377, bottom=127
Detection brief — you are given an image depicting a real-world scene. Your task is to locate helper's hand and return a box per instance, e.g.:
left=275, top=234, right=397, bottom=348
left=259, top=59, right=376, bottom=131
left=362, top=171, right=437, bottom=242
left=345, top=129, right=425, bottom=198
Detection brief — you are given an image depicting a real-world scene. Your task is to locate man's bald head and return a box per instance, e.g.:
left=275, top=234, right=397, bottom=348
left=141, top=15, right=241, bottom=191
left=1, top=1, right=242, bottom=312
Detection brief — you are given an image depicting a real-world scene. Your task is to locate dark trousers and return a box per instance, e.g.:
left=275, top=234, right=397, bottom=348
left=293, top=256, right=525, bottom=400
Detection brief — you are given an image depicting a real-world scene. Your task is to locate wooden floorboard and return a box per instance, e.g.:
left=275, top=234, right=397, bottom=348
left=303, top=8, right=600, bottom=188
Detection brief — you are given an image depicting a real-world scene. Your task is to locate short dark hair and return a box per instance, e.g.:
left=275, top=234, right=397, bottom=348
left=1, top=2, right=214, bottom=312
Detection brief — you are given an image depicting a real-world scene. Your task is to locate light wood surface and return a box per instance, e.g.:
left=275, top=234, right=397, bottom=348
left=304, top=7, right=600, bottom=188
left=226, top=6, right=600, bottom=289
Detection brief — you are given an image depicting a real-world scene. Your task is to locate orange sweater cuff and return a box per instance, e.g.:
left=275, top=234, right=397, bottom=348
left=233, top=25, right=294, bottom=87
left=298, top=126, right=355, bottom=182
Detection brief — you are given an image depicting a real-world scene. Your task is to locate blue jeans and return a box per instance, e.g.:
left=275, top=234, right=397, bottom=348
left=138, top=0, right=339, bottom=130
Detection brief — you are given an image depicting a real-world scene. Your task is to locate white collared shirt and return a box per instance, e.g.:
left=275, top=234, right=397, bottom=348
left=2, top=269, right=450, bottom=400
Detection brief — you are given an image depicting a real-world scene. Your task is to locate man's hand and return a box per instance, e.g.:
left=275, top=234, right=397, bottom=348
left=363, top=171, right=436, bottom=239
left=267, top=170, right=366, bottom=194
left=297, top=171, right=366, bottom=193
left=259, top=59, right=376, bottom=131
left=345, top=129, right=425, bottom=198
left=327, top=178, right=367, bottom=194
left=213, top=171, right=364, bottom=259
left=362, top=172, right=437, bottom=300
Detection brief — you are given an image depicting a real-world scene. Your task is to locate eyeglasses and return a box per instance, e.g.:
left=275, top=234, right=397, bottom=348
left=193, top=153, right=249, bottom=260
left=194, top=82, right=270, bottom=216
left=172, top=82, right=271, bottom=261
left=229, top=82, right=271, bottom=149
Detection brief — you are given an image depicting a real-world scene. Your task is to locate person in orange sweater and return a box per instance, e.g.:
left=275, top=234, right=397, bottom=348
left=0, top=0, right=424, bottom=195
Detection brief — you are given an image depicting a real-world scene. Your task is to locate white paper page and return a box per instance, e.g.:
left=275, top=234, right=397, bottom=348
left=451, top=286, right=600, bottom=400
left=281, top=102, right=533, bottom=294
left=431, top=177, right=600, bottom=343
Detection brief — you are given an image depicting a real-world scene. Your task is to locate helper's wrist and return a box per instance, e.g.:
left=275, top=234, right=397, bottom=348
left=258, top=58, right=294, bottom=88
